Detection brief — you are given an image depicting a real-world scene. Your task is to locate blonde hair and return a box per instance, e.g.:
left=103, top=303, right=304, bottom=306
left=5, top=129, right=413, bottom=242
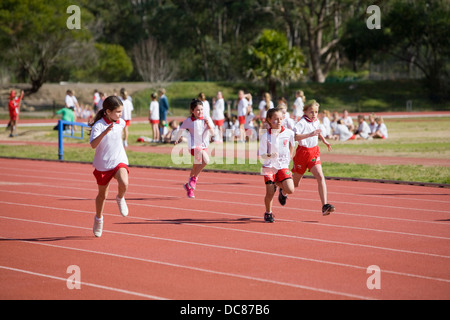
left=264, top=92, right=271, bottom=111
left=296, top=90, right=306, bottom=102
left=303, top=99, right=320, bottom=113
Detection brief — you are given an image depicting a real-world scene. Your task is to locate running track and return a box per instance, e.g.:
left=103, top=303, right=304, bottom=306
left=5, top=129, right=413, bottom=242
left=0, top=158, right=449, bottom=300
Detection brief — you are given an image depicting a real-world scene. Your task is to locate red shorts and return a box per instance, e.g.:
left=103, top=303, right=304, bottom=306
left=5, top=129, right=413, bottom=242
left=213, top=119, right=224, bottom=126
left=124, top=120, right=131, bottom=127
left=190, top=148, right=207, bottom=156
left=238, top=116, right=246, bottom=125
left=263, top=168, right=293, bottom=184
left=149, top=119, right=159, bottom=124
left=292, top=146, right=321, bottom=175
left=93, top=163, right=129, bottom=186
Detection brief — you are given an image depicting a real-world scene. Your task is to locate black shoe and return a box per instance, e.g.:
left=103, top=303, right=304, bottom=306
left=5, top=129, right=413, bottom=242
left=264, top=212, right=274, bottom=223
left=278, top=188, right=287, bottom=206
left=322, top=204, right=335, bottom=216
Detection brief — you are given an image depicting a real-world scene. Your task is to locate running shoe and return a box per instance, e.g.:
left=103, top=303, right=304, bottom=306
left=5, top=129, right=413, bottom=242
left=322, top=204, right=335, bottom=216
left=184, top=183, right=195, bottom=198
left=188, top=176, right=198, bottom=190
left=264, top=212, right=275, bottom=223
left=278, top=188, right=287, bottom=206
left=116, top=195, right=129, bottom=217
left=93, top=217, right=103, bottom=237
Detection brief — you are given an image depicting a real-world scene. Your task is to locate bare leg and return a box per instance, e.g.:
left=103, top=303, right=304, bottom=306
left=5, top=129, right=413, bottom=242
left=95, top=184, right=109, bottom=219
left=264, top=183, right=276, bottom=213
left=114, top=168, right=129, bottom=199
left=310, top=164, right=327, bottom=206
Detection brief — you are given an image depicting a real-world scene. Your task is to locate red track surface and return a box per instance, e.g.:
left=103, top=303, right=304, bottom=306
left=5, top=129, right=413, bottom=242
left=0, top=158, right=449, bottom=300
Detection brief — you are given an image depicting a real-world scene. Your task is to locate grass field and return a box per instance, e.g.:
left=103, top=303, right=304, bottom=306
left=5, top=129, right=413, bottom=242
left=0, top=116, right=449, bottom=184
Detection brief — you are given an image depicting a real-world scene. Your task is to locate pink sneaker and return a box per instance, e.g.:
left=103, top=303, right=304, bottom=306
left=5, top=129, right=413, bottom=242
left=188, top=176, right=198, bottom=190
left=184, top=183, right=195, bottom=198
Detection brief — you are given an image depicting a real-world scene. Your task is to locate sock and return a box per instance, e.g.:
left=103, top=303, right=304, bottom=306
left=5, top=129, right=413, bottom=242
left=95, top=216, right=103, bottom=222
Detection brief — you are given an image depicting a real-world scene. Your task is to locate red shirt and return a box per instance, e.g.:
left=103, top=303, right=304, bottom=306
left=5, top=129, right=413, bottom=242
left=9, top=97, right=21, bottom=118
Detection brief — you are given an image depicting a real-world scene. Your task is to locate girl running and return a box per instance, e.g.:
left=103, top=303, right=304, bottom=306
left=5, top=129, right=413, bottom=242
left=174, top=99, right=215, bottom=199
left=259, top=107, right=295, bottom=223
left=89, top=96, right=130, bottom=237
left=292, top=100, right=335, bottom=216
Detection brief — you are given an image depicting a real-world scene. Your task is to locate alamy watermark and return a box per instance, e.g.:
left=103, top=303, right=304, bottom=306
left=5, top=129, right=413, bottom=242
left=66, top=5, right=81, bottom=30
left=366, top=5, right=381, bottom=30
left=66, top=265, right=81, bottom=289
left=366, top=265, right=381, bottom=290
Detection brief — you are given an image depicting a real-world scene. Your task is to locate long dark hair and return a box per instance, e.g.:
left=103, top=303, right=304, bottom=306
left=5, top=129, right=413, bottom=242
left=190, top=98, right=203, bottom=113
left=89, top=96, right=123, bottom=127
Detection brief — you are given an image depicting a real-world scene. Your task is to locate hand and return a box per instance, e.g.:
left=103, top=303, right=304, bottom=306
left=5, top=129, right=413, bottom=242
left=309, top=129, right=321, bottom=137
left=104, top=123, right=114, bottom=134
left=270, top=152, right=278, bottom=158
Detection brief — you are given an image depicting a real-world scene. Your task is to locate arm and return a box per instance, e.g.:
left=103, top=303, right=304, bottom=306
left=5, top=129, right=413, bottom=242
left=319, top=133, right=332, bottom=151
left=294, top=129, right=321, bottom=141
left=90, top=124, right=113, bottom=149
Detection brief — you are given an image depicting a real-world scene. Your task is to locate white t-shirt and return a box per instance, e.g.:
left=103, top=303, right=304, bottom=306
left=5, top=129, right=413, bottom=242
left=321, top=116, right=331, bottom=137
left=237, top=99, right=249, bottom=117
left=120, top=98, right=134, bottom=121
left=335, top=124, right=354, bottom=141
left=357, top=121, right=371, bottom=139
left=258, top=100, right=274, bottom=119
left=180, top=116, right=214, bottom=150
left=202, top=100, right=211, bottom=118
left=90, top=117, right=129, bottom=171
left=294, top=116, right=320, bottom=148
left=212, top=98, right=225, bottom=120
left=292, top=97, right=304, bottom=118
left=149, top=101, right=159, bottom=120
left=342, top=116, right=353, bottom=127
left=259, top=127, right=295, bottom=170
left=65, top=95, right=75, bottom=108
left=377, top=123, right=388, bottom=138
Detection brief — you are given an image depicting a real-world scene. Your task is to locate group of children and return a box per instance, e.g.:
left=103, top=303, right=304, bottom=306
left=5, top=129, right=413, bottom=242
left=88, top=93, right=336, bottom=237
left=319, top=109, right=389, bottom=142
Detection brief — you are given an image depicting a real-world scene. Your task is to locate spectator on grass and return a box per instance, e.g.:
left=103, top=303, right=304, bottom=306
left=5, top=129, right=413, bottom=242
left=368, top=113, right=377, bottom=135
left=258, top=92, right=274, bottom=129
left=149, top=92, right=160, bottom=143
left=198, top=92, right=211, bottom=118
left=371, top=117, right=389, bottom=139
left=341, top=109, right=354, bottom=131
left=158, top=88, right=170, bottom=141
left=355, top=114, right=372, bottom=140
left=119, top=88, right=134, bottom=147
left=330, top=110, right=339, bottom=135
left=212, top=91, right=225, bottom=143
left=8, top=89, right=24, bottom=138
left=319, top=110, right=332, bottom=139
left=292, top=90, right=305, bottom=121
left=333, top=119, right=355, bottom=141
left=53, top=104, right=75, bottom=131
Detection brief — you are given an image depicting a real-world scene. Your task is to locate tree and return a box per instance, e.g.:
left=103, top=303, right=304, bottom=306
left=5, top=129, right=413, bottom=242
left=384, top=0, right=450, bottom=101
left=341, top=0, right=450, bottom=101
left=0, top=0, right=92, bottom=94
left=246, top=29, right=306, bottom=96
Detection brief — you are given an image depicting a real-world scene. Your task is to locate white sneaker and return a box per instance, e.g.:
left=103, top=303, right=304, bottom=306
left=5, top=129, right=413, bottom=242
left=116, top=195, right=129, bottom=217
left=93, top=217, right=103, bottom=237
